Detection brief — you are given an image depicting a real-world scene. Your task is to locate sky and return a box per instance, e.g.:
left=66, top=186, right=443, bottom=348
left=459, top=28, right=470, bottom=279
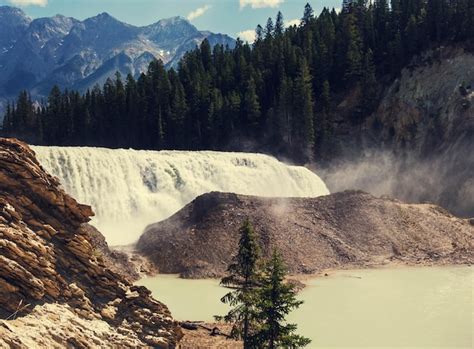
left=0, top=0, right=342, bottom=41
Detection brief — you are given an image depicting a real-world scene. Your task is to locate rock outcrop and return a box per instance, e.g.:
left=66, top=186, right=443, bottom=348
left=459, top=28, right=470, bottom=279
left=322, top=45, right=474, bottom=217
left=0, top=138, right=182, bottom=348
left=137, top=191, right=473, bottom=278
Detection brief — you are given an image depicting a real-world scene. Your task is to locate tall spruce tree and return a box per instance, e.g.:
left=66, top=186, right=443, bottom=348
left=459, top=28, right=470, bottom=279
left=264, top=17, right=274, bottom=39
left=342, top=11, right=363, bottom=82
left=361, top=48, right=378, bottom=117
left=250, top=250, right=311, bottom=348
left=302, top=3, right=314, bottom=25
left=2, top=102, right=12, bottom=133
left=275, top=11, right=284, bottom=36
left=216, top=219, right=261, bottom=348
left=292, top=57, right=315, bottom=159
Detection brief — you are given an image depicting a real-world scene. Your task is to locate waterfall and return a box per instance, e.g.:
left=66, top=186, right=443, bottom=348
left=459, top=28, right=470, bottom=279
left=33, top=146, right=330, bottom=246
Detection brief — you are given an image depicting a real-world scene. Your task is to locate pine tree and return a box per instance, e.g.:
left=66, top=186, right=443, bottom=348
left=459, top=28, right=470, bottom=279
left=342, top=12, right=363, bottom=82
left=169, top=69, right=187, bottom=148
left=114, top=72, right=126, bottom=145
left=241, top=76, right=261, bottom=136
left=314, top=80, right=332, bottom=156
left=264, top=18, right=274, bottom=39
left=250, top=250, right=311, bottom=349
left=275, top=76, right=293, bottom=148
left=361, top=48, right=378, bottom=117
left=216, top=219, right=261, bottom=348
left=255, top=24, right=264, bottom=43
left=124, top=73, right=139, bottom=146
left=275, top=12, right=284, bottom=36
left=2, top=102, right=12, bottom=134
left=302, top=3, right=314, bottom=26
left=292, top=57, right=315, bottom=160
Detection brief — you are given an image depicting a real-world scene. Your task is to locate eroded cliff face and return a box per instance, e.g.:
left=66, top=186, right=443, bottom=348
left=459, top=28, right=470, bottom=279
left=0, top=138, right=181, bottom=348
left=323, top=46, right=474, bottom=217
left=137, top=191, right=473, bottom=279
left=369, top=46, right=473, bottom=155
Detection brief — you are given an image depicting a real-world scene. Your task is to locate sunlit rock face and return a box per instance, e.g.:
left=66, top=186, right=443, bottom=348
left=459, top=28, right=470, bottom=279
left=0, top=138, right=182, bottom=348
left=34, top=146, right=330, bottom=245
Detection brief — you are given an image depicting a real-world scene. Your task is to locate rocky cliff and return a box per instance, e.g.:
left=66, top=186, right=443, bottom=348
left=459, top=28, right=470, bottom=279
left=322, top=46, right=474, bottom=217
left=137, top=191, right=473, bottom=278
left=0, top=138, right=181, bottom=348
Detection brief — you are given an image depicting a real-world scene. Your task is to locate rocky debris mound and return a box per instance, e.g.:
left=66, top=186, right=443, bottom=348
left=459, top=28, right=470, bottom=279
left=137, top=191, right=473, bottom=278
left=0, top=138, right=181, bottom=348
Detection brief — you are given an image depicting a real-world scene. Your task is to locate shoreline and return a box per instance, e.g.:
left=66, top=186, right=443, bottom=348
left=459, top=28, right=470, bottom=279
left=135, top=261, right=473, bottom=285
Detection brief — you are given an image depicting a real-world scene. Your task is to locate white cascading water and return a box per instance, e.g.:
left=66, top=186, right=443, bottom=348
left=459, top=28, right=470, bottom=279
left=33, top=146, right=330, bottom=246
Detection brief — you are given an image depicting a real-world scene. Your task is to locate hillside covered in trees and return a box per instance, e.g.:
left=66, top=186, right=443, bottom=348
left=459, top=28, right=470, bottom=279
left=2, top=0, right=472, bottom=162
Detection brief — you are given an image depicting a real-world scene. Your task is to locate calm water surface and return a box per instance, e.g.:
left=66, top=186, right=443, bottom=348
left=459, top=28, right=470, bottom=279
left=137, top=266, right=473, bottom=348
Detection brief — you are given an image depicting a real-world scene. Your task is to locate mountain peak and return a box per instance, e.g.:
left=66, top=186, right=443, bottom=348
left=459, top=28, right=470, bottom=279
left=85, top=11, right=127, bottom=26
left=97, top=11, right=112, bottom=18
left=157, top=16, right=188, bottom=25
left=0, top=8, right=235, bottom=102
left=0, top=6, right=32, bottom=49
left=0, top=5, right=31, bottom=23
left=143, top=16, right=199, bottom=44
left=145, top=16, right=196, bottom=31
left=0, top=5, right=25, bottom=14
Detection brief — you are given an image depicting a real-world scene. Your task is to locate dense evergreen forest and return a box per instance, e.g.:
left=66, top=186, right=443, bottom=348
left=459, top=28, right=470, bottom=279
left=2, top=0, right=472, bottom=162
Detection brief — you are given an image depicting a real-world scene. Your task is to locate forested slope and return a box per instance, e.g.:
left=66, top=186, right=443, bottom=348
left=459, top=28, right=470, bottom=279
left=3, top=1, right=472, bottom=161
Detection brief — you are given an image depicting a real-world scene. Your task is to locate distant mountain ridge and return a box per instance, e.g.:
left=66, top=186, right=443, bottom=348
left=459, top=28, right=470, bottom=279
left=0, top=6, right=235, bottom=106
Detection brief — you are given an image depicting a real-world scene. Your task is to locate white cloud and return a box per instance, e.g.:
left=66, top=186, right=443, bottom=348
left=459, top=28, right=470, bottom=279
left=285, top=18, right=300, bottom=27
left=187, top=5, right=211, bottom=21
left=237, top=29, right=256, bottom=43
left=8, top=0, right=47, bottom=6
left=239, top=0, right=284, bottom=9
left=334, top=7, right=342, bottom=14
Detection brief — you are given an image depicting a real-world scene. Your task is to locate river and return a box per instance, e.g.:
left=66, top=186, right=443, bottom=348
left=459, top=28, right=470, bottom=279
left=137, top=266, right=473, bottom=348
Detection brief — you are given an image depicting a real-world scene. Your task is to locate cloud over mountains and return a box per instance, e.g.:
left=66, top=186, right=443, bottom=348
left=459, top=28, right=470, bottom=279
left=8, top=0, right=47, bottom=7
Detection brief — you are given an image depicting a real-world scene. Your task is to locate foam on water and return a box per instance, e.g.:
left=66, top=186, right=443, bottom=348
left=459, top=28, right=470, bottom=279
left=33, top=146, right=329, bottom=245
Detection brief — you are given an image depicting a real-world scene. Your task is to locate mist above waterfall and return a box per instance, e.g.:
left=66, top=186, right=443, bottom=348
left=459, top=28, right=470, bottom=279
left=318, top=150, right=474, bottom=218
left=33, top=146, right=329, bottom=246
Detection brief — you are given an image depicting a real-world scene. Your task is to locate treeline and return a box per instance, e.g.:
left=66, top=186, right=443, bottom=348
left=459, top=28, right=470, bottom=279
left=2, top=0, right=472, bottom=162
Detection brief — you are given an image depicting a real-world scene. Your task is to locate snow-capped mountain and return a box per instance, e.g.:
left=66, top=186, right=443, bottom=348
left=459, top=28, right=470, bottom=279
left=0, top=6, right=235, bottom=105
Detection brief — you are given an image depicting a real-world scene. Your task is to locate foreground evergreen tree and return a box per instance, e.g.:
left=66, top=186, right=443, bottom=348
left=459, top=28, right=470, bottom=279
left=216, top=219, right=261, bottom=348
left=217, top=221, right=310, bottom=348
left=250, top=250, right=311, bottom=348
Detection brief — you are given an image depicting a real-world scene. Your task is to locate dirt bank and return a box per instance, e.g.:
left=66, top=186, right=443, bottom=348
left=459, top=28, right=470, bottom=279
left=138, top=191, right=473, bottom=278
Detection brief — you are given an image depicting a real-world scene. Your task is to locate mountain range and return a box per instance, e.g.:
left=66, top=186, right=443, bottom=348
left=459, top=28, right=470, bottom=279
left=0, top=5, right=235, bottom=111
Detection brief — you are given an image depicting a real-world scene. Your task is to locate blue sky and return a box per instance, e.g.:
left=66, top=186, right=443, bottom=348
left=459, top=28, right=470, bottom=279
left=0, top=0, right=342, bottom=40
